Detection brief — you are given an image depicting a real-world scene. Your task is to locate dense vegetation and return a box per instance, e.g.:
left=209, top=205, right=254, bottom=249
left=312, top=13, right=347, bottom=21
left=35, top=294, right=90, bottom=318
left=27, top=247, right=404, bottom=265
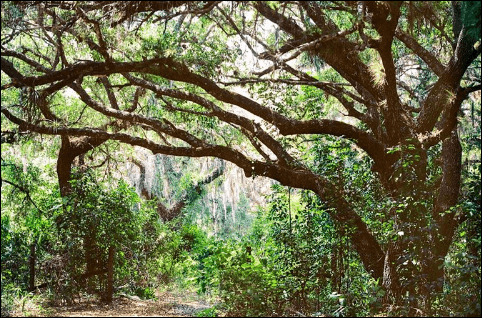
left=1, top=1, right=480, bottom=317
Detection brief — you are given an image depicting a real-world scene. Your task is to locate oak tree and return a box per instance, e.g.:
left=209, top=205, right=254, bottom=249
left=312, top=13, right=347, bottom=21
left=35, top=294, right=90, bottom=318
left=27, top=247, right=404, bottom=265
left=1, top=1, right=480, bottom=307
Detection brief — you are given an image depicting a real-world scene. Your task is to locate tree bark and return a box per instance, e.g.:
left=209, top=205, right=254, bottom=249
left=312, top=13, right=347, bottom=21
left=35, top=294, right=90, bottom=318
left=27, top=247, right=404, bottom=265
left=56, top=135, right=108, bottom=294
left=57, top=136, right=107, bottom=197
left=382, top=243, right=401, bottom=304
left=105, top=246, right=115, bottom=303
left=427, top=130, right=463, bottom=294
left=2, top=2, right=479, bottom=309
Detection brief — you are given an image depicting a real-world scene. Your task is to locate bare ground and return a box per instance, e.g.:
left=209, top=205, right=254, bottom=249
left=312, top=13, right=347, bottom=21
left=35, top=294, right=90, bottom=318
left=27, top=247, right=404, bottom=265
left=15, top=290, right=220, bottom=317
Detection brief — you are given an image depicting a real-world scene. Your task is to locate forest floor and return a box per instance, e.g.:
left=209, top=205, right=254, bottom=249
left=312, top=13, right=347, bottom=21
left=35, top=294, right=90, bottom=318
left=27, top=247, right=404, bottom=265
left=12, top=289, right=221, bottom=317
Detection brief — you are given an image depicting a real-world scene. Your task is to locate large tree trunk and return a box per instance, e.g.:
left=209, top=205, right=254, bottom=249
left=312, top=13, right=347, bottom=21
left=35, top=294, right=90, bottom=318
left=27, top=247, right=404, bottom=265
left=57, top=135, right=108, bottom=293
left=377, top=130, right=463, bottom=308
left=57, top=136, right=106, bottom=197
left=57, top=137, right=77, bottom=197
left=425, top=130, right=463, bottom=299
left=382, top=244, right=401, bottom=303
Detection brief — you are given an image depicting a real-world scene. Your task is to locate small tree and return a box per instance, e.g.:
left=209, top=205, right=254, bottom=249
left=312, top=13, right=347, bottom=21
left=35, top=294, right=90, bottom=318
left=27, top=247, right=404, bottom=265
left=57, top=169, right=141, bottom=301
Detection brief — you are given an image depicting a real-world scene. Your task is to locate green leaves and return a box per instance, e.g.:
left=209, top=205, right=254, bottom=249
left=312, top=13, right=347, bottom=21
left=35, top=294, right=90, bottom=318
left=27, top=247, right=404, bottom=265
left=462, top=1, right=481, bottom=41
left=60, top=170, right=143, bottom=261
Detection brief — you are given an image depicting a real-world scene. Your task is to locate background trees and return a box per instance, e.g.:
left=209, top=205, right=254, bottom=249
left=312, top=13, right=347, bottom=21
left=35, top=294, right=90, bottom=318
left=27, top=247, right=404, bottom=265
left=1, top=1, right=480, bottom=315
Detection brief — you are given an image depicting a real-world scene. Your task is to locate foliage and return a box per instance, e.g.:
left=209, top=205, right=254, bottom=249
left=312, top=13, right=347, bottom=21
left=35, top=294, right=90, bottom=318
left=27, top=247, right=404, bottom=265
left=196, top=306, right=219, bottom=317
left=462, top=1, right=482, bottom=41
left=0, top=285, right=52, bottom=317
left=199, top=180, right=386, bottom=317
left=433, top=100, right=481, bottom=316
left=1, top=214, right=30, bottom=292
left=52, top=169, right=171, bottom=301
left=0, top=154, right=169, bottom=304
left=1, top=1, right=481, bottom=316
left=62, top=169, right=141, bottom=248
left=1, top=155, right=58, bottom=302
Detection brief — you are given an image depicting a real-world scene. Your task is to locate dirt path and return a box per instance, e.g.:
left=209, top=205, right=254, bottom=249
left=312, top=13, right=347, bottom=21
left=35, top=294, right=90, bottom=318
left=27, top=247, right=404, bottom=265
left=43, top=291, right=217, bottom=317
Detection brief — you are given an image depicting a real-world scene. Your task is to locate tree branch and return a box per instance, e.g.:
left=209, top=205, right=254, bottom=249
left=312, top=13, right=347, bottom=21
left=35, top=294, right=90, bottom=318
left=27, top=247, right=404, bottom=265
left=1, top=178, right=45, bottom=214
left=394, top=29, right=445, bottom=76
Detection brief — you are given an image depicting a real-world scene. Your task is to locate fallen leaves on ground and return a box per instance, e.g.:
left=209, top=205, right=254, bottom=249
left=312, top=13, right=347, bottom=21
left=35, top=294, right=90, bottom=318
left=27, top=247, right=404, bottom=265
left=18, top=290, right=218, bottom=317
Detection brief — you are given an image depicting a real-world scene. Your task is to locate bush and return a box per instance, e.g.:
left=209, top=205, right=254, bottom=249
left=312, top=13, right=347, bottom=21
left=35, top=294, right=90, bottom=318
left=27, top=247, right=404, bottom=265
left=196, top=307, right=218, bottom=317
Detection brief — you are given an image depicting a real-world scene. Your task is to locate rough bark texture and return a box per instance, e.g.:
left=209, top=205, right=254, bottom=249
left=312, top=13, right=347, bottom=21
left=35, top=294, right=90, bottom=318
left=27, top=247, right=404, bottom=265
left=2, top=1, right=480, bottom=306
left=57, top=136, right=107, bottom=197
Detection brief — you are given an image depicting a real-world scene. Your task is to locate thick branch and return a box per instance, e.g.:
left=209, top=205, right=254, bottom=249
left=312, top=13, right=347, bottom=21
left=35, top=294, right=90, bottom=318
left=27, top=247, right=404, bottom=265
left=3, top=106, right=386, bottom=281
left=394, top=29, right=445, bottom=76
left=431, top=130, right=462, bottom=264
left=417, top=27, right=480, bottom=134
left=140, top=61, right=385, bottom=163
left=256, top=1, right=381, bottom=103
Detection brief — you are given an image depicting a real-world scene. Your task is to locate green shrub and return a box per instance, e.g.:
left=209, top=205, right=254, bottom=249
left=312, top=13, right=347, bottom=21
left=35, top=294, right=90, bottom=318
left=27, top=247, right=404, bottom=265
left=196, top=307, right=218, bottom=317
